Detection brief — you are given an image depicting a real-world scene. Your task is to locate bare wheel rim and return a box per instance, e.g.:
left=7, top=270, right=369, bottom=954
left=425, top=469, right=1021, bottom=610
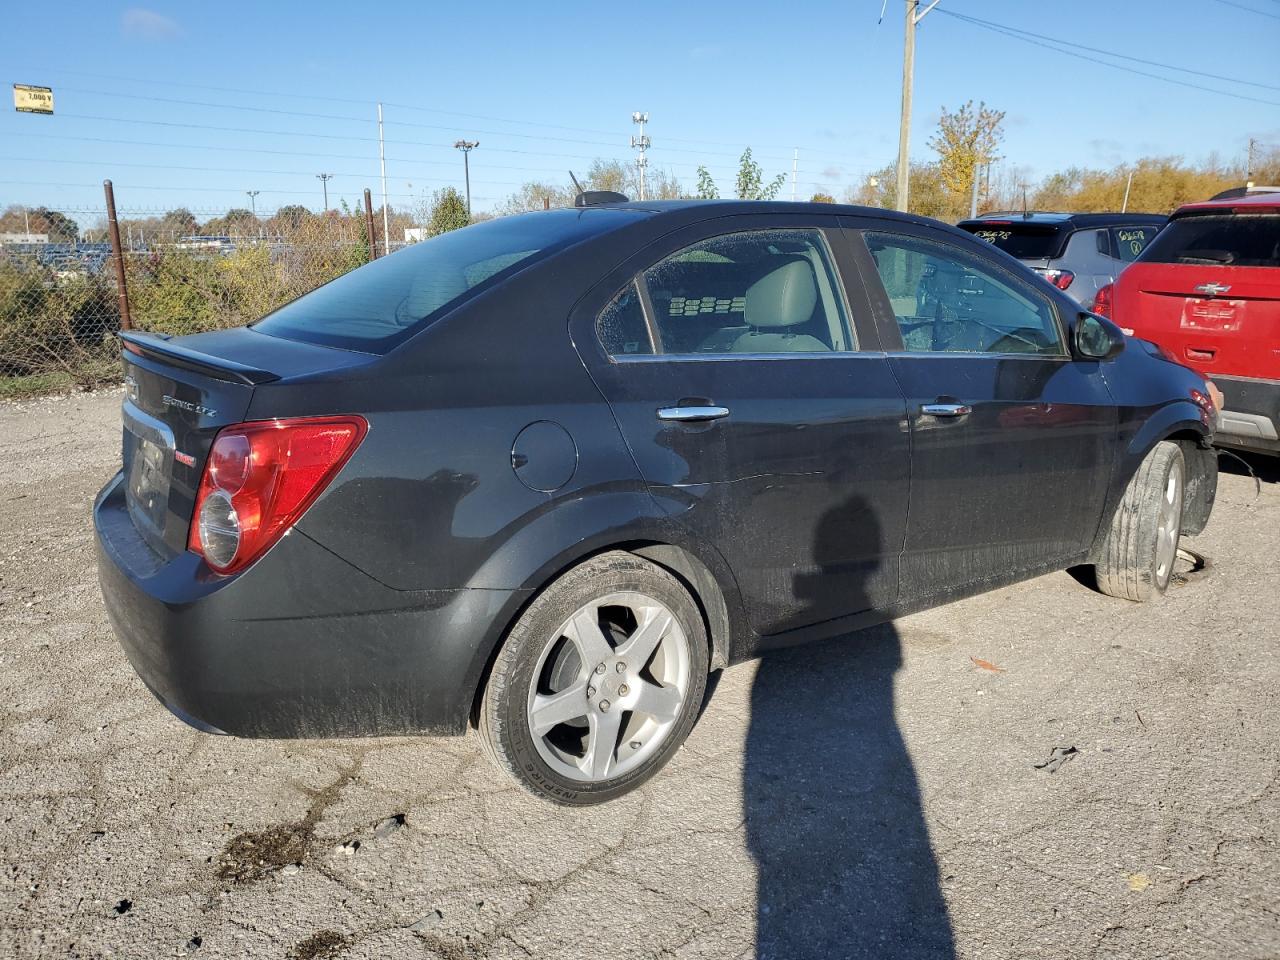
left=526, top=591, right=691, bottom=784
left=1154, top=459, right=1184, bottom=584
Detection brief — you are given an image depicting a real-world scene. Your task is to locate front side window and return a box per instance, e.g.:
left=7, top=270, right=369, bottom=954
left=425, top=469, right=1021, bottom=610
left=596, top=228, right=853, bottom=358
left=865, top=232, right=1065, bottom=356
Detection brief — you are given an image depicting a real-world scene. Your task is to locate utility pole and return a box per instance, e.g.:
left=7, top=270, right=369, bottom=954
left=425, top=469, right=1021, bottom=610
left=453, top=140, right=479, bottom=217
left=316, top=173, right=333, bottom=211
left=895, top=0, right=942, bottom=212
left=1247, top=137, right=1257, bottom=189
left=1121, top=169, right=1134, bottom=213
left=377, top=102, right=390, bottom=254
left=246, top=190, right=259, bottom=216
left=792, top=149, right=799, bottom=202
left=631, top=112, right=650, bottom=201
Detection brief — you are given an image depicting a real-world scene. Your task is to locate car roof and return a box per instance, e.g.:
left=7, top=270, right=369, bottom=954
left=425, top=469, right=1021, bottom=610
left=958, top=211, right=1167, bottom=228
left=1174, top=192, right=1280, bottom=215
left=588, top=198, right=945, bottom=230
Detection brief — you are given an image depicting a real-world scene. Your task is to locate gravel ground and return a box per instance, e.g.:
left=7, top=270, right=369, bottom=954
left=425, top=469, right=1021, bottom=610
left=1, top=389, right=1277, bottom=960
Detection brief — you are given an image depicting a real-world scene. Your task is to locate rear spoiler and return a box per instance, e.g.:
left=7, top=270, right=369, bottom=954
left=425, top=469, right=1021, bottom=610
left=119, top=331, right=280, bottom=386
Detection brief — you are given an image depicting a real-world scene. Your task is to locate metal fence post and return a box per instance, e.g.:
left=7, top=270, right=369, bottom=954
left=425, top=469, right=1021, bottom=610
left=363, top=188, right=378, bottom=260
left=103, top=180, right=132, bottom=331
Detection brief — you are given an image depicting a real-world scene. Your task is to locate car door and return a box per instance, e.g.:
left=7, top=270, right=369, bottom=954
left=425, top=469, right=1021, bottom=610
left=845, top=219, right=1118, bottom=604
left=572, top=215, right=911, bottom=639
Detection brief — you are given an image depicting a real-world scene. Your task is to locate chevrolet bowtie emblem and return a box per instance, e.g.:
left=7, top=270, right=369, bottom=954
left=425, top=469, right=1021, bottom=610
left=1193, top=282, right=1231, bottom=296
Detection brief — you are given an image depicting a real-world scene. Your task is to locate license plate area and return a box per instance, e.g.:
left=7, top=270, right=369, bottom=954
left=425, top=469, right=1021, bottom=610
left=122, top=400, right=175, bottom=552
left=1181, top=298, right=1245, bottom=332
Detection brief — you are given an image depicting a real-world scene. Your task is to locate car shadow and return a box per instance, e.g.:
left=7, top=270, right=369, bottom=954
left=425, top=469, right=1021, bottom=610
left=743, top=495, right=955, bottom=959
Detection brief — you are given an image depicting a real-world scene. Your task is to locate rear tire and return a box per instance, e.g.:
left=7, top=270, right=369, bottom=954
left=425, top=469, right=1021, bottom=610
left=1094, top=441, right=1185, bottom=602
left=479, top=551, right=709, bottom=805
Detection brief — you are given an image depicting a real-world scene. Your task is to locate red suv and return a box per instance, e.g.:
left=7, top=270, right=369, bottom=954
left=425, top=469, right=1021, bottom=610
left=1094, top=193, right=1280, bottom=455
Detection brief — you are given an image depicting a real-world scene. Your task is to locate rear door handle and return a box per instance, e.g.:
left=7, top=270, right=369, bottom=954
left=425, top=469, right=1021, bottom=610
left=921, top=403, right=972, bottom=418
left=657, top=405, right=730, bottom=422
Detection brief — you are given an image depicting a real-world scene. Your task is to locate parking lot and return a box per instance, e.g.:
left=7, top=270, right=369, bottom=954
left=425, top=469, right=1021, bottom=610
left=1, top=388, right=1278, bottom=960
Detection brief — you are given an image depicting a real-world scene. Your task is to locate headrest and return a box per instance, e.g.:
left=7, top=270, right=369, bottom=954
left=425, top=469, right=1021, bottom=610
left=744, top=258, right=818, bottom=329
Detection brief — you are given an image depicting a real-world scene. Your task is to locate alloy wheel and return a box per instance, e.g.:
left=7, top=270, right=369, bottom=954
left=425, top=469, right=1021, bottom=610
left=526, top=591, right=691, bottom=783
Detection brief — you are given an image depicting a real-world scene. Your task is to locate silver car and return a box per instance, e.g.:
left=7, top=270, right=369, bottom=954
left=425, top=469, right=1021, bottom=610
left=958, top=212, right=1167, bottom=305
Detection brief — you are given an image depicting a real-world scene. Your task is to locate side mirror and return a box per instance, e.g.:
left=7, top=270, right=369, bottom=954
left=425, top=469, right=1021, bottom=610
left=1074, top=312, right=1125, bottom=361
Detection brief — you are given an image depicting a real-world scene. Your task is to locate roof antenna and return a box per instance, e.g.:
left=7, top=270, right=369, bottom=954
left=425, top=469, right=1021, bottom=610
left=1022, top=185, right=1029, bottom=220
left=568, top=170, right=629, bottom=208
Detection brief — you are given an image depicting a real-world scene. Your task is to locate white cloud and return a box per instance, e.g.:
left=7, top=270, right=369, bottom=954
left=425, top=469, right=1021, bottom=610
left=121, top=7, right=182, bottom=41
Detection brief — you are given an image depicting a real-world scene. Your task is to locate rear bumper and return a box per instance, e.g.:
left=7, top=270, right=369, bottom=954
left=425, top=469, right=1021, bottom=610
left=95, top=472, right=523, bottom=738
left=1213, top=375, right=1280, bottom=454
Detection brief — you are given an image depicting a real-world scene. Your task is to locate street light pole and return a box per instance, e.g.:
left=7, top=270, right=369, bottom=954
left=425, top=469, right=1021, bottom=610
left=246, top=190, right=259, bottom=216
left=453, top=140, right=479, bottom=217
left=895, top=0, right=942, bottom=213
left=316, top=173, right=333, bottom=212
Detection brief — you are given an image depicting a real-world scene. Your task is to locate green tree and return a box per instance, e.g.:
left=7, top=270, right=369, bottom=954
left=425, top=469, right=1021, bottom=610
left=271, top=205, right=312, bottom=232
left=427, top=187, right=470, bottom=236
left=0, top=206, right=80, bottom=242
left=928, top=100, right=1005, bottom=218
left=849, top=161, right=952, bottom=219
left=694, top=166, right=719, bottom=200
left=161, top=208, right=198, bottom=237
left=497, top=181, right=575, bottom=215
left=810, top=192, right=836, bottom=203
left=735, top=148, right=786, bottom=200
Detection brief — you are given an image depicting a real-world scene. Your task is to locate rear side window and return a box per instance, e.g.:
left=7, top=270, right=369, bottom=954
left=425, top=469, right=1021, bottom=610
left=1111, top=225, right=1156, bottom=262
left=254, top=208, right=639, bottom=352
left=960, top=223, right=1066, bottom=259
left=597, top=228, right=853, bottom=357
left=1139, top=213, right=1280, bottom=268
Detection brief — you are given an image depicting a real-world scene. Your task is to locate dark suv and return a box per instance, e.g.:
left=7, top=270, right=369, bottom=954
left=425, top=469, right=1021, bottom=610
left=958, top=211, right=1167, bottom=305
left=96, top=200, right=1219, bottom=804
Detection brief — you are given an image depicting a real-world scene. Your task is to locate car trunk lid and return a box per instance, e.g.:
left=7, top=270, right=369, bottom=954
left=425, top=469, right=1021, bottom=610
left=118, top=328, right=375, bottom=558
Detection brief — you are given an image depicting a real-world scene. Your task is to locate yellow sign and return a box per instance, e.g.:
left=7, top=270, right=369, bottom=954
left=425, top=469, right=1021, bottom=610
left=14, top=84, right=53, bottom=115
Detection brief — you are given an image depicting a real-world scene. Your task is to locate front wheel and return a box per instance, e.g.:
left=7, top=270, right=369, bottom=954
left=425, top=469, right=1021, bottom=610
left=479, top=552, right=709, bottom=805
left=1094, top=440, right=1185, bottom=602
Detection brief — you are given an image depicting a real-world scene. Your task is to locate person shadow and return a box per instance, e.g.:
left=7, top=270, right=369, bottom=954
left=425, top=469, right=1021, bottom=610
left=743, top=494, right=956, bottom=959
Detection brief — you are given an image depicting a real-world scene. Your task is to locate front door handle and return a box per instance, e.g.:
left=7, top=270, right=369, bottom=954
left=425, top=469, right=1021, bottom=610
left=657, top=405, right=730, bottom=423
left=921, top=402, right=972, bottom=418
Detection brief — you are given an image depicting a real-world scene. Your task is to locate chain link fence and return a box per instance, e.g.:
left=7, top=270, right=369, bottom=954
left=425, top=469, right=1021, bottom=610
left=1, top=191, right=397, bottom=397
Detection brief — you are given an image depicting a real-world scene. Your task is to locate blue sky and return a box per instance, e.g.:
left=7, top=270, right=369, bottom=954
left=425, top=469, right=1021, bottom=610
left=2, top=0, right=1278, bottom=219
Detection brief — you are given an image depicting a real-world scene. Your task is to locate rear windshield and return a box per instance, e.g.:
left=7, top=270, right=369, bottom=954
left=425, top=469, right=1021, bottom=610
left=1139, top=213, right=1280, bottom=268
left=254, top=208, right=640, bottom=352
left=958, top=223, right=1065, bottom=259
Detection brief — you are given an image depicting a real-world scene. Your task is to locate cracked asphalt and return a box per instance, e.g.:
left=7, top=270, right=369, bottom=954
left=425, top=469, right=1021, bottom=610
left=2, top=389, right=1278, bottom=960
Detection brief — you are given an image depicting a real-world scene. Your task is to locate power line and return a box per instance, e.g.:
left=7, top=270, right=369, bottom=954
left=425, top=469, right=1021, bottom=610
left=0, top=179, right=491, bottom=202
left=935, top=9, right=1280, bottom=92
left=27, top=67, right=861, bottom=163
left=0, top=155, right=534, bottom=190
left=936, top=10, right=1280, bottom=108
left=45, top=112, right=644, bottom=162
left=1211, top=0, right=1280, bottom=19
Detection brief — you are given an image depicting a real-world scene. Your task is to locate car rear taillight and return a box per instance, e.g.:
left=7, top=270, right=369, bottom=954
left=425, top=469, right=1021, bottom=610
left=1043, top=269, right=1075, bottom=291
left=188, top=416, right=367, bottom=574
left=1092, top=283, right=1113, bottom=319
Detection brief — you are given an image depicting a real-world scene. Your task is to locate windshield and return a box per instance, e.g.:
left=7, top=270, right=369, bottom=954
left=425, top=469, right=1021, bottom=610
left=959, top=223, right=1066, bottom=260
left=254, top=208, right=640, bottom=352
left=1138, top=213, right=1280, bottom=268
